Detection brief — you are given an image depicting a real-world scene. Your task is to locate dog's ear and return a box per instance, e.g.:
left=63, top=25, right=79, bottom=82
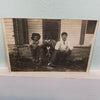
left=31, top=36, right=34, bottom=40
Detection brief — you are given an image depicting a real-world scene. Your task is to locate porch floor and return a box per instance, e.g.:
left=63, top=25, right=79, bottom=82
left=10, top=57, right=87, bottom=72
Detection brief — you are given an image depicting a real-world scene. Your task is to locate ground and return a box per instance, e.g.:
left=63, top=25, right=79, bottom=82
left=8, top=46, right=90, bottom=72
left=9, top=54, right=88, bottom=72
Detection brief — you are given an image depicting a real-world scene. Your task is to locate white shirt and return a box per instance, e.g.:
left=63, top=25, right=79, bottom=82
left=55, top=40, right=73, bottom=51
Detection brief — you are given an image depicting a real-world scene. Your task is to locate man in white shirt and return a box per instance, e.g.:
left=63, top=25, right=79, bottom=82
left=48, top=32, right=73, bottom=67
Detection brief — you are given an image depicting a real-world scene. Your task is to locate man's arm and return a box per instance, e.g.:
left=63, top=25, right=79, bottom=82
left=68, top=42, right=73, bottom=50
left=65, top=41, right=73, bottom=53
left=29, top=40, right=33, bottom=46
left=55, top=41, right=60, bottom=50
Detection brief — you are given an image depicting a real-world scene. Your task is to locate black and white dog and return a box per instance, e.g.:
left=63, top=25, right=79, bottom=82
left=42, top=39, right=56, bottom=63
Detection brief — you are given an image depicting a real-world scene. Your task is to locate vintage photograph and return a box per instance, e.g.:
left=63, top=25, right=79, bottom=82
left=1, top=18, right=98, bottom=72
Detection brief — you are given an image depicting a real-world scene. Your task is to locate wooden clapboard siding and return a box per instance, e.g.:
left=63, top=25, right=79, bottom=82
left=3, top=18, right=15, bottom=44
left=27, top=19, right=43, bottom=44
left=61, top=19, right=82, bottom=46
left=84, top=34, right=94, bottom=45
left=71, top=47, right=91, bottom=61
left=3, top=18, right=94, bottom=46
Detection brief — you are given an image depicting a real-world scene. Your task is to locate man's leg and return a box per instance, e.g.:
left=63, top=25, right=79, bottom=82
left=48, top=50, right=59, bottom=66
left=64, top=50, right=72, bottom=66
left=66, top=50, right=72, bottom=60
left=35, top=46, right=41, bottom=62
left=35, top=46, right=45, bottom=65
left=30, top=46, right=36, bottom=62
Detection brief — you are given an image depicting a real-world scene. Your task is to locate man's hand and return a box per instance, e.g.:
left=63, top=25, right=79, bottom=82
left=60, top=49, right=65, bottom=52
left=66, top=48, right=70, bottom=52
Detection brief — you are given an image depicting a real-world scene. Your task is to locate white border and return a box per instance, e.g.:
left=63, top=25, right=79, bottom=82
left=0, top=67, right=100, bottom=79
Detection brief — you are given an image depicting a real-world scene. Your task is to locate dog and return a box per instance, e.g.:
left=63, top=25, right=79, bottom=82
left=42, top=39, right=56, bottom=63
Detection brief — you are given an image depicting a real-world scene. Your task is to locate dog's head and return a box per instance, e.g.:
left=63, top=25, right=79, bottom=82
left=43, top=39, right=55, bottom=57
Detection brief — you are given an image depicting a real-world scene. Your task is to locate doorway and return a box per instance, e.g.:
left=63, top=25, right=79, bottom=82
left=43, top=19, right=61, bottom=41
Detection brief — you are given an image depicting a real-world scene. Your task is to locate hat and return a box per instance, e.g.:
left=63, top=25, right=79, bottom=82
left=31, top=33, right=41, bottom=40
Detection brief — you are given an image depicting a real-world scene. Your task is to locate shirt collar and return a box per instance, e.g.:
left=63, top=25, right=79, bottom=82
left=61, top=39, right=67, bottom=43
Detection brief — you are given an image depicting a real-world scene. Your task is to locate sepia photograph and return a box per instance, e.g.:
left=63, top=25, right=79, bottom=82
left=1, top=18, right=98, bottom=72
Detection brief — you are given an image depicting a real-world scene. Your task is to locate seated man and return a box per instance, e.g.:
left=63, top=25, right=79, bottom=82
left=48, top=32, right=73, bottom=67
left=30, top=33, right=43, bottom=64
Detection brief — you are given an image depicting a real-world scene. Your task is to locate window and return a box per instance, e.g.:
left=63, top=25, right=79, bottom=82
left=86, top=20, right=97, bottom=34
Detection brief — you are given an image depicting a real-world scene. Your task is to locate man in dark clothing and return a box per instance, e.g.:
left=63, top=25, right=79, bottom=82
left=30, top=33, right=43, bottom=64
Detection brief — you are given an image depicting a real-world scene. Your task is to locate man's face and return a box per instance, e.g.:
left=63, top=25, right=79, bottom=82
left=62, top=34, right=67, bottom=41
left=33, top=36, right=38, bottom=41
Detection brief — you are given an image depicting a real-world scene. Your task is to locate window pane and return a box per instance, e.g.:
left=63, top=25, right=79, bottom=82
left=86, top=20, right=97, bottom=34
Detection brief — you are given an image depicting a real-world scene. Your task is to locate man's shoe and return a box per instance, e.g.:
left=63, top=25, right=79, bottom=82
left=48, top=63, right=56, bottom=67
left=47, top=66, right=54, bottom=70
left=32, top=58, right=35, bottom=63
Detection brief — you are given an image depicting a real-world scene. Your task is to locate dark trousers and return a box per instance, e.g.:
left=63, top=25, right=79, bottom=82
left=50, top=50, right=71, bottom=64
left=30, top=46, right=43, bottom=61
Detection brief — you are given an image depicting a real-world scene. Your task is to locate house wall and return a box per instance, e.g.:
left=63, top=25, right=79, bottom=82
left=61, top=19, right=82, bottom=46
left=27, top=19, right=83, bottom=46
left=84, top=34, right=94, bottom=46
left=3, top=18, right=94, bottom=46
left=27, top=19, right=43, bottom=44
left=3, top=18, right=43, bottom=45
left=3, top=18, right=15, bottom=45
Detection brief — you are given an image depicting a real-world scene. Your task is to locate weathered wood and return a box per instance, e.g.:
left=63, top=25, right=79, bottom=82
left=80, top=20, right=87, bottom=45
